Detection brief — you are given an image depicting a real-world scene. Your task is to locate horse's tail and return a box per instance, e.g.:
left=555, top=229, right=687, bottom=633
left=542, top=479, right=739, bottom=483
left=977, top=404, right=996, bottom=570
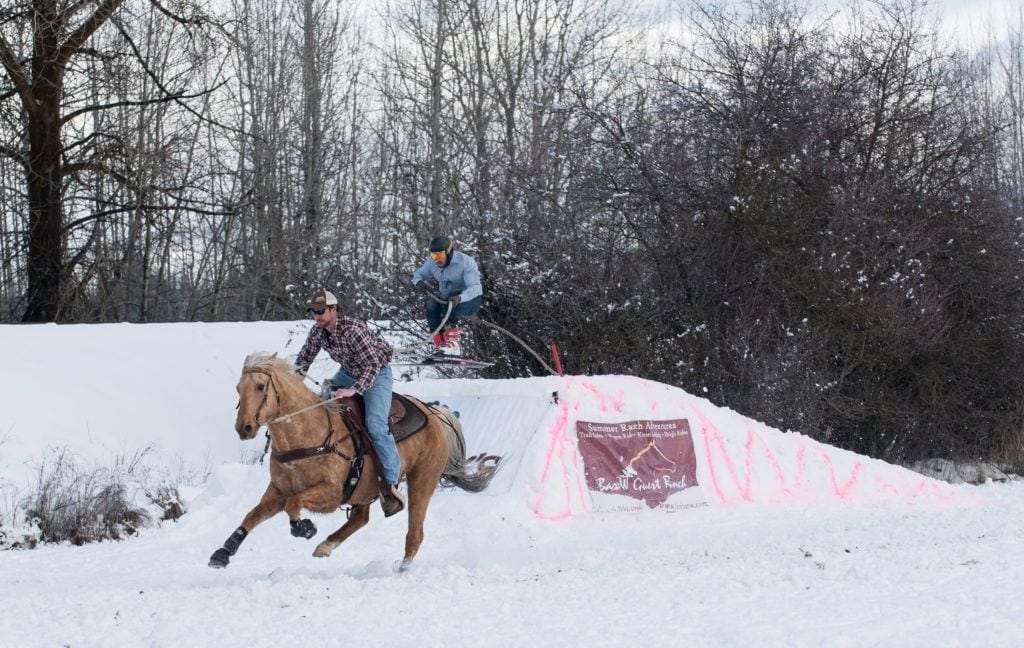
left=434, top=407, right=500, bottom=493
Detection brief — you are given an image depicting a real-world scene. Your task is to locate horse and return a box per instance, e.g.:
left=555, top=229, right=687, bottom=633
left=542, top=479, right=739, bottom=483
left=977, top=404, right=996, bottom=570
left=209, top=352, right=497, bottom=570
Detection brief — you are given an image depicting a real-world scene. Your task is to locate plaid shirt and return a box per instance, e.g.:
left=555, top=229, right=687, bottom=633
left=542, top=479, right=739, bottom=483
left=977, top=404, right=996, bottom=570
left=294, top=316, right=393, bottom=394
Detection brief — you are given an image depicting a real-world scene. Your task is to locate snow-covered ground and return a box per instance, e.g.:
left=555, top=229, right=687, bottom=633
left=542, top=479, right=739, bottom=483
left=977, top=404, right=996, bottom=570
left=1, top=321, right=1022, bottom=647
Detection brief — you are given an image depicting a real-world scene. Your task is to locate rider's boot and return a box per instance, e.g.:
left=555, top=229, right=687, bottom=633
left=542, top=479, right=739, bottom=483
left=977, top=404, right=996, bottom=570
left=431, top=332, right=445, bottom=351
left=441, top=326, right=461, bottom=356
left=380, top=483, right=406, bottom=517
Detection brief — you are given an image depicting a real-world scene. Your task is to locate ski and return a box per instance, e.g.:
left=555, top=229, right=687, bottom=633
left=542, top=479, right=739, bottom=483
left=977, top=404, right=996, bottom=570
left=392, top=355, right=494, bottom=369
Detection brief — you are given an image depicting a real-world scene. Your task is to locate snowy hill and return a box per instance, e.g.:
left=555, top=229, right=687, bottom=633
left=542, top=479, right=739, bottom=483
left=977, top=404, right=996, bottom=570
left=0, top=321, right=1021, bottom=647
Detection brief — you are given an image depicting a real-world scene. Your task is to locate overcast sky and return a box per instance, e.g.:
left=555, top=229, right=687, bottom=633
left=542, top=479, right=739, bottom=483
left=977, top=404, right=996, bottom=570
left=637, top=0, right=1021, bottom=48
left=935, top=0, right=1020, bottom=44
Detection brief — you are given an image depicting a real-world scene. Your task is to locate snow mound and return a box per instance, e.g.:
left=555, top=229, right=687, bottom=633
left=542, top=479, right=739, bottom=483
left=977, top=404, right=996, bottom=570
left=0, top=321, right=973, bottom=520
left=404, top=374, right=975, bottom=519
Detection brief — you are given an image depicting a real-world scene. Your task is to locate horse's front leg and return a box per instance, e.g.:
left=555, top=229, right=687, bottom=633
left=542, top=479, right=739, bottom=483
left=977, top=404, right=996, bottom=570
left=313, top=504, right=370, bottom=558
left=209, top=484, right=286, bottom=568
left=283, top=483, right=342, bottom=540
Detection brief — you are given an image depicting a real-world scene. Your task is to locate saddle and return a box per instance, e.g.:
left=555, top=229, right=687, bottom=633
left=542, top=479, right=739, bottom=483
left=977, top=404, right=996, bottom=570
left=338, top=393, right=429, bottom=444
left=326, top=393, right=429, bottom=504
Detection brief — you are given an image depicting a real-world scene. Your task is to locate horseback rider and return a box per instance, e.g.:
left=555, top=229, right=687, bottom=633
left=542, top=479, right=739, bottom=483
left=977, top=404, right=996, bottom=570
left=294, top=289, right=406, bottom=517
left=411, top=235, right=482, bottom=356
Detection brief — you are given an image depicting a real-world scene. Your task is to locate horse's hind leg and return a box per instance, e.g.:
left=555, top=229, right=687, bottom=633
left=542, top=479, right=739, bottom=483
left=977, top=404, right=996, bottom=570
left=314, top=504, right=370, bottom=558
left=399, top=464, right=444, bottom=570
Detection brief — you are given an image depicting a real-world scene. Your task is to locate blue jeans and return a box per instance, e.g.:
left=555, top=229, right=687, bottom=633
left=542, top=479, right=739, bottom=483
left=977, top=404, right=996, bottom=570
left=324, top=365, right=401, bottom=485
left=426, top=295, right=481, bottom=331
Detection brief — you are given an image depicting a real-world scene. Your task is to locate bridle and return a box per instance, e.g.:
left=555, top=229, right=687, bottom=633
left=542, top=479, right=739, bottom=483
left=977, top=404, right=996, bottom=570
left=240, top=366, right=277, bottom=430
left=239, top=366, right=355, bottom=464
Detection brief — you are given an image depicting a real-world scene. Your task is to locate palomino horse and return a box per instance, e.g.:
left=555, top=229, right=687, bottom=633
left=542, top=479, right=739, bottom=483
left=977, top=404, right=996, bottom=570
left=209, top=352, right=496, bottom=570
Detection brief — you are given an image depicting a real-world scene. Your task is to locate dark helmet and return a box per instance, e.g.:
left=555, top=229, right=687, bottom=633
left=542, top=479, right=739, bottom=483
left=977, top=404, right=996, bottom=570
left=428, top=235, right=454, bottom=255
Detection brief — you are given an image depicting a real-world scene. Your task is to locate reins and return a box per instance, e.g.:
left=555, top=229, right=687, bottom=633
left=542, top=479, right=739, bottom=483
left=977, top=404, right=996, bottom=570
left=241, top=366, right=354, bottom=464
left=243, top=366, right=337, bottom=425
left=267, top=396, right=338, bottom=426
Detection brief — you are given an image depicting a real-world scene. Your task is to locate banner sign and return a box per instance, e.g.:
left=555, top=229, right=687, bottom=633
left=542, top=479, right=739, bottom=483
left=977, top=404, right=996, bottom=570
left=576, top=418, right=705, bottom=511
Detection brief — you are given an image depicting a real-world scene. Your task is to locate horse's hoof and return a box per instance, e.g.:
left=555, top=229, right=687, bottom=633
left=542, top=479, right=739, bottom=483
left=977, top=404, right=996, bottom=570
left=209, top=548, right=231, bottom=568
left=290, top=518, right=317, bottom=539
left=313, top=542, right=334, bottom=558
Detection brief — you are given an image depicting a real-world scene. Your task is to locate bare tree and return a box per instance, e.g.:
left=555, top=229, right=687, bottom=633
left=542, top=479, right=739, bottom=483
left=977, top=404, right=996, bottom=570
left=564, top=0, right=1024, bottom=464
left=0, top=0, right=218, bottom=322
left=205, top=0, right=362, bottom=319
left=1000, top=8, right=1024, bottom=208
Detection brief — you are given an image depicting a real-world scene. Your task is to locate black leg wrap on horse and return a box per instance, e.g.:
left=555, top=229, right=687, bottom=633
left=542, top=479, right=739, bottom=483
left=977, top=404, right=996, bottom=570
left=209, top=526, right=248, bottom=568
left=290, top=518, right=317, bottom=539
left=224, top=526, right=248, bottom=553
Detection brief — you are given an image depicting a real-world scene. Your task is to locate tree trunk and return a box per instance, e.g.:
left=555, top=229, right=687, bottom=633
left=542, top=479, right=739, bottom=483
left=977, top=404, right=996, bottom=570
left=22, top=92, right=64, bottom=322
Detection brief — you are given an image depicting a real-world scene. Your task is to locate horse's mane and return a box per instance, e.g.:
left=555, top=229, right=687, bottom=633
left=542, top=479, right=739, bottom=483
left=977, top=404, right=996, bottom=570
left=243, top=352, right=309, bottom=394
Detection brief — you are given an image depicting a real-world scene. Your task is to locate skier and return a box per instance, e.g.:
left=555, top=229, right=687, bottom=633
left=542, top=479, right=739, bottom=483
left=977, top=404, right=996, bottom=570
left=411, top=235, right=482, bottom=356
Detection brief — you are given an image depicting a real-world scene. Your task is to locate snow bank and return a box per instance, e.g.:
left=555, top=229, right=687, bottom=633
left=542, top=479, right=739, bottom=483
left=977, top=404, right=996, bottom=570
left=518, top=375, right=975, bottom=519
left=0, top=321, right=971, bottom=518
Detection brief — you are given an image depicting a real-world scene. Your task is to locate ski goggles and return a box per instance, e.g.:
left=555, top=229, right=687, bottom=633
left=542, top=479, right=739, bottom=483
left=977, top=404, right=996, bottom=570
left=430, top=250, right=447, bottom=262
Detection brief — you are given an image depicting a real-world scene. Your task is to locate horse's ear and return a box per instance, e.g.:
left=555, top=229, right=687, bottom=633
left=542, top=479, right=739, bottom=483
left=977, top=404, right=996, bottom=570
left=271, top=352, right=277, bottom=359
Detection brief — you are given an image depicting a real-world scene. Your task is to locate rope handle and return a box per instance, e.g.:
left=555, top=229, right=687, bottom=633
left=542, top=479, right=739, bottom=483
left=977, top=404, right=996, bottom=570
left=415, top=292, right=557, bottom=373
left=356, top=287, right=559, bottom=374
left=394, top=292, right=453, bottom=353
left=360, top=288, right=454, bottom=354
left=467, top=315, right=558, bottom=375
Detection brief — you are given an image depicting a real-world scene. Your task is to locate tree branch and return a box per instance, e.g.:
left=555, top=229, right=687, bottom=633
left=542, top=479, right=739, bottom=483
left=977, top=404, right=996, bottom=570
left=61, top=159, right=129, bottom=182
left=0, top=143, right=25, bottom=166
left=64, top=203, right=231, bottom=232
left=111, top=17, right=244, bottom=136
left=149, top=0, right=208, bottom=29
left=61, top=89, right=195, bottom=125
left=0, top=33, right=37, bottom=115
left=57, top=0, right=128, bottom=70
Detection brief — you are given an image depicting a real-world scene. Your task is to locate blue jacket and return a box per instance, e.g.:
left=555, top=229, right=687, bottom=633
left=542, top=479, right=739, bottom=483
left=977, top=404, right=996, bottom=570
left=412, top=250, right=483, bottom=302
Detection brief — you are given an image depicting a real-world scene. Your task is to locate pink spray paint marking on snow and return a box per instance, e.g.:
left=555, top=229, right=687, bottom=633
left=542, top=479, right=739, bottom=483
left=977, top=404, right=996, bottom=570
left=690, top=404, right=736, bottom=505
left=794, top=444, right=808, bottom=491
left=564, top=401, right=590, bottom=513
left=530, top=381, right=592, bottom=520
left=819, top=452, right=863, bottom=501
left=529, top=399, right=575, bottom=520
left=693, top=406, right=797, bottom=505
left=531, top=376, right=672, bottom=519
left=575, top=377, right=626, bottom=413
left=688, top=397, right=966, bottom=507
left=688, top=401, right=945, bottom=505
left=756, top=427, right=795, bottom=500
left=531, top=377, right=976, bottom=517
left=620, top=376, right=662, bottom=413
